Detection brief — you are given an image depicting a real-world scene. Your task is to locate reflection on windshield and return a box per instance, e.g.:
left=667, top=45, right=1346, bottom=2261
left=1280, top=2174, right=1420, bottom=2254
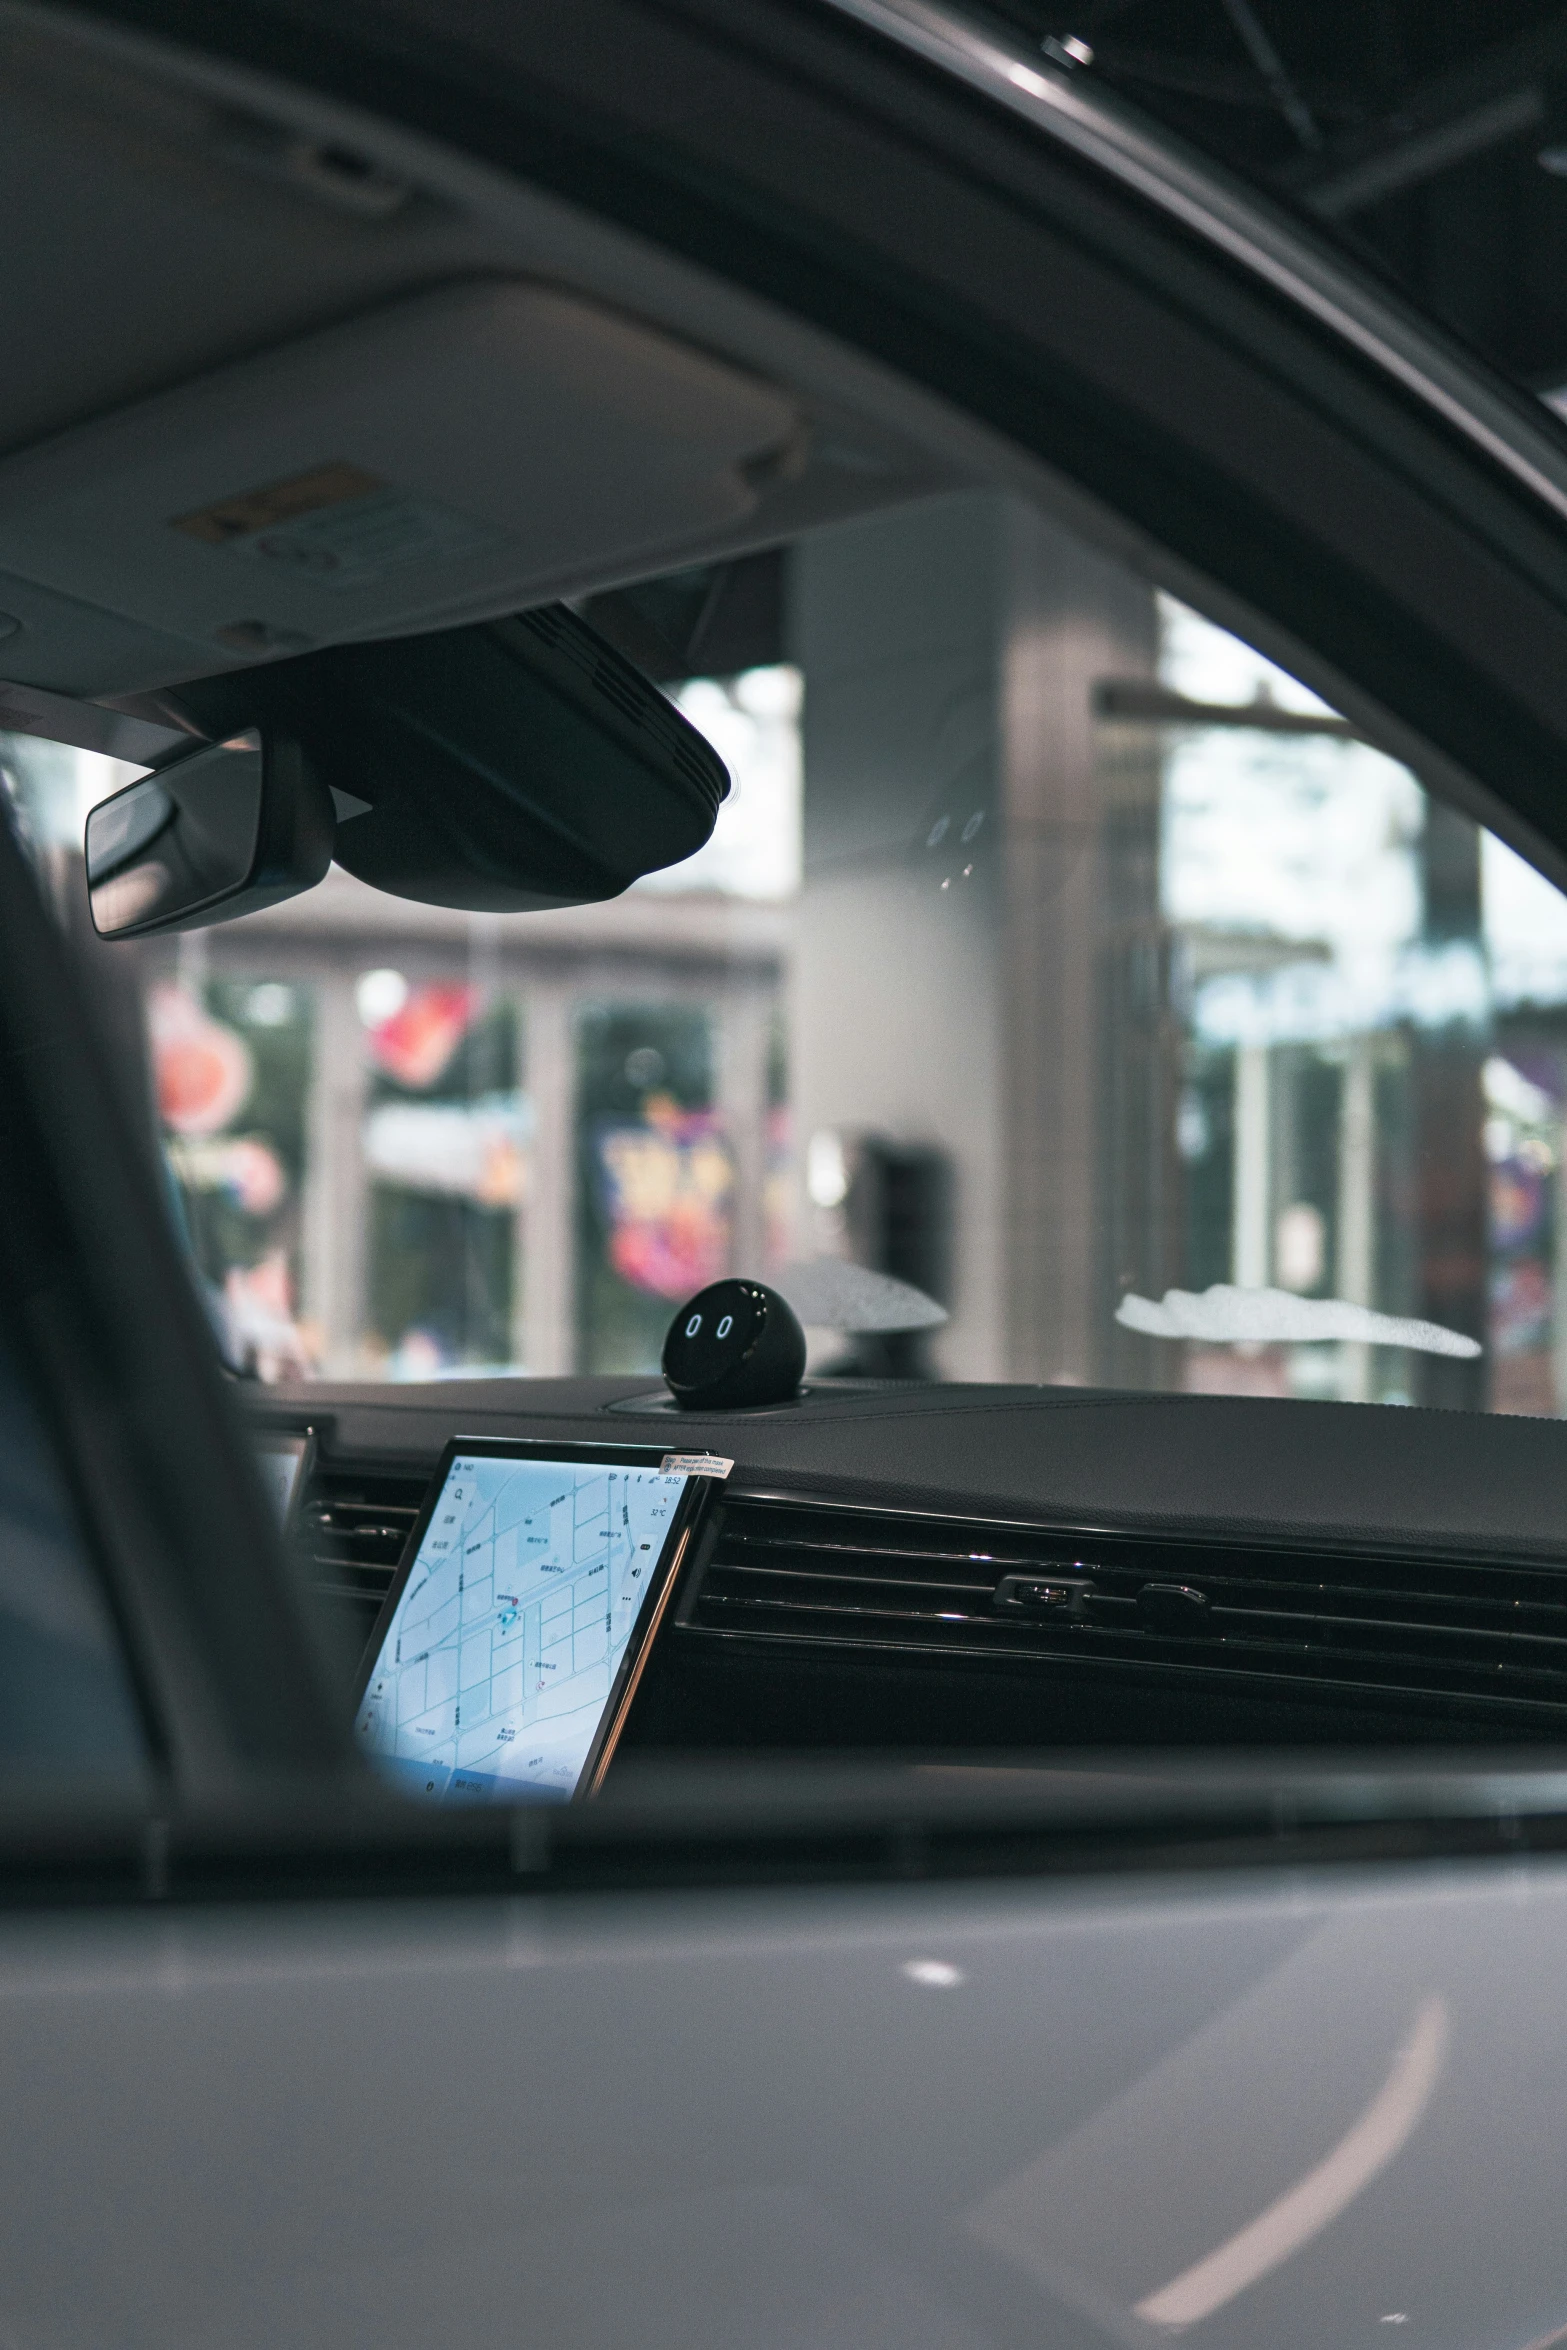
left=12, top=491, right=1567, bottom=1413
left=964, top=1915, right=1452, bottom=2342
left=1117, top=1283, right=1481, bottom=1359
left=1134, top=1994, right=1448, bottom=2329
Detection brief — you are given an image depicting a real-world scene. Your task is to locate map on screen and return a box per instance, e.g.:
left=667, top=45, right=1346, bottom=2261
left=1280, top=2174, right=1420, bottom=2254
left=355, top=1454, right=690, bottom=1802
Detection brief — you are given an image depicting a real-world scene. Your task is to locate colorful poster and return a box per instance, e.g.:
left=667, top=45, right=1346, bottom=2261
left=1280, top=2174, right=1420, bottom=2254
left=366, top=982, right=475, bottom=1089
left=593, top=1097, right=734, bottom=1300
left=148, top=983, right=253, bottom=1136
left=364, top=1096, right=529, bottom=1206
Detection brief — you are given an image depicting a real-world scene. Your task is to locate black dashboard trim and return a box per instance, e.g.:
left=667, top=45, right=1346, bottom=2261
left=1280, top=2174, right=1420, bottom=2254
left=247, top=1378, right=1567, bottom=1565
left=673, top=1488, right=1567, bottom=1726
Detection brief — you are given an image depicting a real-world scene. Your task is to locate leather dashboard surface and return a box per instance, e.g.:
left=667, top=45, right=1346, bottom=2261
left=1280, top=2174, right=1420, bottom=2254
left=245, top=1379, right=1567, bottom=1559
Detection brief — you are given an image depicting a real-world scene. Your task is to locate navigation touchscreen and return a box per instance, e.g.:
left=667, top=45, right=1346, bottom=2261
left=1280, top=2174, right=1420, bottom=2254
left=353, top=1440, right=716, bottom=1803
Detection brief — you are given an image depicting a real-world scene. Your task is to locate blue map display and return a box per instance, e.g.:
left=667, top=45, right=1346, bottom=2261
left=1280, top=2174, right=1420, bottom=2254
left=355, top=1455, right=689, bottom=1801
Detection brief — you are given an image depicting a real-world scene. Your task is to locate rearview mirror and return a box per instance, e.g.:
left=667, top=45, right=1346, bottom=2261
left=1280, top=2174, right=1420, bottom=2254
left=86, top=732, right=333, bottom=938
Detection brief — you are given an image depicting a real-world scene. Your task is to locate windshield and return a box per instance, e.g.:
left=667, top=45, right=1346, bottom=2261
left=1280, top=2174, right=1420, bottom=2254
left=975, top=0, right=1567, bottom=410
left=11, top=488, right=1567, bottom=1413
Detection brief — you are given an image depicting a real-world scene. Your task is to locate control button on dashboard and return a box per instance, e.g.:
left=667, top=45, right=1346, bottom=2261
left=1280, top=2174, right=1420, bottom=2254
left=994, top=1570, right=1097, bottom=1615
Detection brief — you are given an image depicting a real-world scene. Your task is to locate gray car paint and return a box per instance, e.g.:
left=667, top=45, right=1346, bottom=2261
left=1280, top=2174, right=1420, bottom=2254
left=0, top=1856, right=1556, bottom=2347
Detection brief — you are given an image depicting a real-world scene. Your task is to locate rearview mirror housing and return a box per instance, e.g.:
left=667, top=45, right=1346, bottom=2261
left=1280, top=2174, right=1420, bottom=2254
left=85, top=731, right=333, bottom=938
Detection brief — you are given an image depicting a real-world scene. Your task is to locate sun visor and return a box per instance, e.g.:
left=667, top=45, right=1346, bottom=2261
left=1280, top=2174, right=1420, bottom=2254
left=0, top=281, right=799, bottom=677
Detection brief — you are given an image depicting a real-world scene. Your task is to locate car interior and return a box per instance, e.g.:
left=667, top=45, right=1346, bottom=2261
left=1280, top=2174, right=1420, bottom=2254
left=14, top=12, right=1567, bottom=2350
left=8, top=0, right=1567, bottom=1809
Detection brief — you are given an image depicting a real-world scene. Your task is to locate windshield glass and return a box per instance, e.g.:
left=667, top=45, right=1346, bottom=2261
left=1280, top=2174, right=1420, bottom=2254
left=13, top=488, right=1567, bottom=1412
left=975, top=0, right=1567, bottom=411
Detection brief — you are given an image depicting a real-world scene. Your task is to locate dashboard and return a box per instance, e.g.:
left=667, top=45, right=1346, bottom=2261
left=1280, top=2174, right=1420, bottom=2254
left=245, top=1376, right=1567, bottom=1757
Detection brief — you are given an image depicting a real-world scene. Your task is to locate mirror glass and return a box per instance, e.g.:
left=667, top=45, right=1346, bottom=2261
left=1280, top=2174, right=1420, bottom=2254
left=86, top=735, right=264, bottom=937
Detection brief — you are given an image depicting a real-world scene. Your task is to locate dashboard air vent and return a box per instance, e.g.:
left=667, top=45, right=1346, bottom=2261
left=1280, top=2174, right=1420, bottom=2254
left=681, top=1495, right=1567, bottom=1714
left=294, top=1460, right=428, bottom=1620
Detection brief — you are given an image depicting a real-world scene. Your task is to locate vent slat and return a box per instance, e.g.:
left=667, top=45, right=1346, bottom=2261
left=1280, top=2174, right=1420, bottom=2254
left=701, top=1583, right=1553, bottom=1653
left=719, top=1547, right=1566, bottom=1611
left=707, top=1563, right=998, bottom=1600
left=684, top=1496, right=1567, bottom=1711
left=707, top=1536, right=1567, bottom=1605
left=701, top=1562, right=1567, bottom=1643
left=294, top=1464, right=430, bottom=1610
left=720, top=1538, right=1566, bottom=1607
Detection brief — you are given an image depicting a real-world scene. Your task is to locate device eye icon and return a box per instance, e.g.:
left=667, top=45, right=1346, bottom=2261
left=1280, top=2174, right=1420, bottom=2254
left=717, top=1314, right=734, bottom=1340
left=685, top=1313, right=702, bottom=1337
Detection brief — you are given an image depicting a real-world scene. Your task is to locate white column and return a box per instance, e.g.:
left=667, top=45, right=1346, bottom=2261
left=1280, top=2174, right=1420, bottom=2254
left=716, top=983, right=773, bottom=1278
left=175, top=925, right=210, bottom=994
left=1554, top=1114, right=1567, bottom=1417
left=1232, top=1042, right=1271, bottom=1290
left=791, top=495, right=1005, bottom=1381
left=302, top=973, right=368, bottom=1375
left=1337, top=1036, right=1376, bottom=1402
left=518, top=980, right=576, bottom=1374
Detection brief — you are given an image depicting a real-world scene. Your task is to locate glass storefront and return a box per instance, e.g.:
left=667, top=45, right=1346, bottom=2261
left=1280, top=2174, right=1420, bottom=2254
left=12, top=491, right=1567, bottom=1410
